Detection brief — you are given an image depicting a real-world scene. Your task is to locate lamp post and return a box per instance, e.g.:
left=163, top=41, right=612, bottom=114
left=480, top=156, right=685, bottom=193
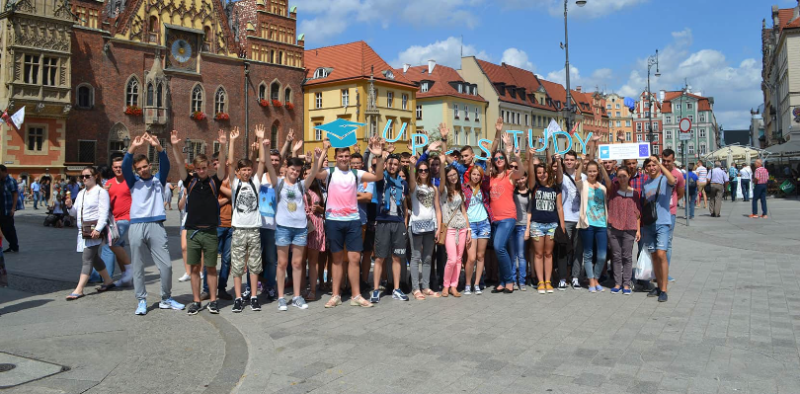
left=646, top=49, right=660, bottom=150
left=562, top=0, right=586, bottom=150
left=183, top=137, right=192, bottom=164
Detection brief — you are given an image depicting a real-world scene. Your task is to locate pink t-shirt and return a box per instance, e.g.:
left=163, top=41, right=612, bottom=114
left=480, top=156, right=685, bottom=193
left=324, top=168, right=365, bottom=222
left=669, top=168, right=684, bottom=215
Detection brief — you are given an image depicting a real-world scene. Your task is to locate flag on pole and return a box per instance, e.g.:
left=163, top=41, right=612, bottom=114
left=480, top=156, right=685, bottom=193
left=545, top=119, right=561, bottom=137
left=2, top=107, right=24, bottom=131
left=569, top=121, right=580, bottom=136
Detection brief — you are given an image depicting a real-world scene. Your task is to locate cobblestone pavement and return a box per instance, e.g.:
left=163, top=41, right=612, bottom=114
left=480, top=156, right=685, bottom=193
left=1, top=198, right=800, bottom=394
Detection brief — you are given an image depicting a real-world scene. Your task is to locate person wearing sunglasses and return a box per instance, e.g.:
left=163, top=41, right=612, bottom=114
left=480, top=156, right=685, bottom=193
left=574, top=141, right=612, bottom=293
left=406, top=156, right=442, bottom=300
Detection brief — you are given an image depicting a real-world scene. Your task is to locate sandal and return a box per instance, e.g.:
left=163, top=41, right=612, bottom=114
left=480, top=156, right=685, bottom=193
left=441, top=288, right=449, bottom=297
left=413, top=290, right=425, bottom=300
left=350, top=295, right=373, bottom=307
left=66, top=293, right=84, bottom=301
left=96, top=283, right=116, bottom=293
left=423, top=289, right=440, bottom=298
left=324, top=295, right=342, bottom=308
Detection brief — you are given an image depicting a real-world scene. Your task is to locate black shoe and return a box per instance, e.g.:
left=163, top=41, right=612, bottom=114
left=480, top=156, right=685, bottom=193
left=250, top=297, right=261, bottom=311
left=647, top=288, right=661, bottom=298
left=200, top=291, right=210, bottom=301
left=503, top=288, right=514, bottom=294
left=232, top=298, right=244, bottom=313
left=3, top=248, right=15, bottom=253
left=491, top=286, right=505, bottom=293
left=658, top=292, right=668, bottom=302
left=187, top=302, right=202, bottom=315
left=207, top=301, right=219, bottom=314
left=217, top=290, right=233, bottom=301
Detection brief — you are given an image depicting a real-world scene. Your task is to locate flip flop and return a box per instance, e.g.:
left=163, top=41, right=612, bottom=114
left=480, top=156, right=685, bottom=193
left=96, top=283, right=116, bottom=293
left=66, top=293, right=84, bottom=301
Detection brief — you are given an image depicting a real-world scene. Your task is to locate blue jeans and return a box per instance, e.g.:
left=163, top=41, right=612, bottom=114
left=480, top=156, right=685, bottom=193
left=730, top=181, right=738, bottom=201
left=33, top=191, right=40, bottom=209
left=580, top=226, right=607, bottom=280
left=203, top=226, right=232, bottom=293
left=492, top=219, right=516, bottom=286
left=688, top=190, right=697, bottom=218
left=510, top=225, right=528, bottom=285
left=667, top=214, right=676, bottom=265
left=740, top=179, right=750, bottom=201
left=752, top=184, right=767, bottom=215
left=260, top=228, right=278, bottom=288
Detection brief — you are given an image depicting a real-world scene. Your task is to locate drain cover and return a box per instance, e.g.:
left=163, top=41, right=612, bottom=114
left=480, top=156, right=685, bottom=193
left=0, top=364, right=15, bottom=372
left=0, top=353, right=66, bottom=389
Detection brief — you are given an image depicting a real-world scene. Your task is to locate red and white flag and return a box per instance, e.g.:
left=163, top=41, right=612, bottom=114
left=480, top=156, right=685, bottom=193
left=2, top=107, right=24, bottom=130
left=569, top=121, right=580, bottom=136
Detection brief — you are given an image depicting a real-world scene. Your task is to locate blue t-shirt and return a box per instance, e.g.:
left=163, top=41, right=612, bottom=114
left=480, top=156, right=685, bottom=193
left=586, top=187, right=607, bottom=228
left=373, top=177, right=408, bottom=223
left=642, top=175, right=673, bottom=226
left=466, top=189, right=488, bottom=222
left=685, top=172, right=698, bottom=192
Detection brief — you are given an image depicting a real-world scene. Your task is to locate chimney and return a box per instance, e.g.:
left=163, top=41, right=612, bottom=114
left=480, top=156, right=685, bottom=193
left=427, top=59, right=436, bottom=74
left=773, top=5, right=780, bottom=26
left=695, top=91, right=702, bottom=97
left=659, top=90, right=665, bottom=101
left=576, top=86, right=582, bottom=93
left=403, top=63, right=410, bottom=73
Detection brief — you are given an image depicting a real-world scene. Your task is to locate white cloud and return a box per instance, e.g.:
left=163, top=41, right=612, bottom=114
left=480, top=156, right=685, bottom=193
left=498, top=0, right=648, bottom=18
left=391, top=37, right=491, bottom=69
left=545, top=65, right=615, bottom=92
left=501, top=48, right=535, bottom=71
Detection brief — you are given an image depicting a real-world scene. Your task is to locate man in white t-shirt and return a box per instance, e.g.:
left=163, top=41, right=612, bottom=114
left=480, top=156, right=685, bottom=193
left=695, top=160, right=708, bottom=208
left=315, top=136, right=386, bottom=308
left=739, top=164, right=752, bottom=202
left=555, top=150, right=587, bottom=290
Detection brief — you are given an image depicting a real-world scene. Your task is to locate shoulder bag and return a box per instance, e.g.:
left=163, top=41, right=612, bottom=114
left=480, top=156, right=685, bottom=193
left=437, top=206, right=457, bottom=245
left=80, top=190, right=100, bottom=239
left=641, top=176, right=662, bottom=226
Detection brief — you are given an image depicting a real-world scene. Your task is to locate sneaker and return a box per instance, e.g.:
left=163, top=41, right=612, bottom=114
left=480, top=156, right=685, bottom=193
left=292, top=296, right=308, bottom=310
left=217, top=290, right=233, bottom=301
left=178, top=273, right=191, bottom=282
left=463, top=285, right=472, bottom=295
left=658, top=291, right=668, bottom=302
left=231, top=298, right=244, bottom=313
left=349, top=295, right=373, bottom=307
left=520, top=284, right=527, bottom=292
left=369, top=289, right=382, bottom=303
left=159, top=298, right=185, bottom=310
left=250, top=297, right=262, bottom=311
left=392, top=289, right=409, bottom=301
left=474, top=285, right=482, bottom=295
left=610, top=287, right=621, bottom=294
left=595, top=285, right=604, bottom=292
left=266, top=287, right=277, bottom=300
left=135, top=300, right=147, bottom=315
left=514, top=283, right=519, bottom=290
left=668, top=276, right=675, bottom=282
left=277, top=297, right=288, bottom=311
left=186, top=302, right=202, bottom=315
left=589, top=286, right=597, bottom=293
left=200, top=292, right=210, bottom=301
left=545, top=281, right=554, bottom=293
left=571, top=278, right=581, bottom=289
left=207, top=301, right=220, bottom=314
left=622, top=289, right=632, bottom=295
left=557, top=280, right=568, bottom=291
left=537, top=282, right=546, bottom=294
left=647, top=288, right=661, bottom=298
left=242, top=288, right=252, bottom=301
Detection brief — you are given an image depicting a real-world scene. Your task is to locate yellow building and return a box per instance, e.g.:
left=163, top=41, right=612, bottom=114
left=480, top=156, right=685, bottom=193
left=303, top=41, right=418, bottom=157
left=605, top=93, right=635, bottom=143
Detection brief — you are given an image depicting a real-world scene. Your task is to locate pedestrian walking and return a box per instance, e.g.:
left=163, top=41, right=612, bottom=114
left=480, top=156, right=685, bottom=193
left=695, top=160, right=708, bottom=209
left=707, top=161, right=729, bottom=218
left=31, top=178, right=40, bottom=209
left=739, top=163, right=752, bottom=201
left=728, top=164, right=739, bottom=202
left=750, top=159, right=769, bottom=218
left=685, top=164, right=698, bottom=219
left=0, top=165, right=19, bottom=253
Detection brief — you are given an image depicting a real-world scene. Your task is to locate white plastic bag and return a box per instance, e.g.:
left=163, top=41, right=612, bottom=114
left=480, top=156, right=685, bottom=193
left=635, top=249, right=655, bottom=281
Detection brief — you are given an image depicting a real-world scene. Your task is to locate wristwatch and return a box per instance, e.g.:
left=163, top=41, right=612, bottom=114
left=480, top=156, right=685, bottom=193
left=441, top=137, right=448, bottom=142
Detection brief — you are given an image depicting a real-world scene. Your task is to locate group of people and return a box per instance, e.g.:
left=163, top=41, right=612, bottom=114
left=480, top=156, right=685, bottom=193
left=688, top=159, right=769, bottom=218
left=63, top=117, right=693, bottom=315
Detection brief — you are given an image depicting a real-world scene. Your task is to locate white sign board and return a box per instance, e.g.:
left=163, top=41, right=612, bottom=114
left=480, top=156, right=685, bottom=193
left=598, top=143, right=651, bottom=161
left=679, top=133, right=692, bottom=141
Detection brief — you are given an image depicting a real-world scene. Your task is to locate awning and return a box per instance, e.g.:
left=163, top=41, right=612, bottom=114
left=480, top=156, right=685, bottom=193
left=702, top=145, right=768, bottom=163
left=765, top=140, right=800, bottom=158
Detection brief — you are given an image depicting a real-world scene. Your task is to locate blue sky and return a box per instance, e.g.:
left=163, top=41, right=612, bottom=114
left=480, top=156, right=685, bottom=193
left=295, top=0, right=789, bottom=129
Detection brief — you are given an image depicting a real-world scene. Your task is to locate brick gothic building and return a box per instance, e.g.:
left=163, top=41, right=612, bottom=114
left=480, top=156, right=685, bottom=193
left=67, top=0, right=304, bottom=179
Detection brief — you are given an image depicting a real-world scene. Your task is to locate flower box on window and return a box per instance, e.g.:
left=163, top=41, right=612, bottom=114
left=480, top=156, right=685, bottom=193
left=285, top=102, right=294, bottom=110
left=272, top=99, right=282, bottom=108
left=215, top=112, right=230, bottom=121
left=124, top=105, right=143, bottom=116
left=191, top=111, right=206, bottom=121
left=259, top=99, right=269, bottom=108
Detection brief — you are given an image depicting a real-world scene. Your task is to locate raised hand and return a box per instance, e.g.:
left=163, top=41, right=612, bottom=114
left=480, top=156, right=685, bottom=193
left=145, top=133, right=160, bottom=147
left=591, top=134, right=602, bottom=142
left=314, top=147, right=323, bottom=159
left=385, top=142, right=396, bottom=154
left=438, top=123, right=449, bottom=139
left=131, top=135, right=146, bottom=149
left=322, top=138, right=331, bottom=150
left=495, top=117, right=504, bottom=133
left=170, top=130, right=181, bottom=146
left=352, top=143, right=361, bottom=154
left=368, top=136, right=384, bottom=156
left=502, top=133, right=511, bottom=149
left=286, top=129, right=295, bottom=142
left=230, top=127, right=240, bottom=140
left=263, top=139, right=271, bottom=149
left=217, top=129, right=227, bottom=145
left=251, top=142, right=260, bottom=154
left=428, top=141, right=443, bottom=152
left=292, top=139, right=303, bottom=153
left=409, top=155, right=418, bottom=167
left=254, top=124, right=265, bottom=140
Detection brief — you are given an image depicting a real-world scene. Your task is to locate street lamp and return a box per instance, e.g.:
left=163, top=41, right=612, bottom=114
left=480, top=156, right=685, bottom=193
left=646, top=49, right=660, bottom=150
left=123, top=136, right=131, bottom=149
left=562, top=0, right=586, bottom=150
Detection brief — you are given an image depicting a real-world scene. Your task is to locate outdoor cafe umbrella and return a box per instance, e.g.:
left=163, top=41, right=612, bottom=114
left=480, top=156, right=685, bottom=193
left=703, top=145, right=766, bottom=164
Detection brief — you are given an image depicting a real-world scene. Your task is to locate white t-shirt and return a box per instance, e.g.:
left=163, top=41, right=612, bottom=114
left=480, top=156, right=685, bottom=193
left=276, top=179, right=307, bottom=229
left=739, top=166, right=752, bottom=180
left=260, top=173, right=276, bottom=230
left=324, top=168, right=366, bottom=222
left=560, top=171, right=587, bottom=223
left=232, top=176, right=262, bottom=228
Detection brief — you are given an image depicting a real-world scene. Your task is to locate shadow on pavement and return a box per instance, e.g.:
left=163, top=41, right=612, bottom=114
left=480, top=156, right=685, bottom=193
left=0, top=299, right=53, bottom=315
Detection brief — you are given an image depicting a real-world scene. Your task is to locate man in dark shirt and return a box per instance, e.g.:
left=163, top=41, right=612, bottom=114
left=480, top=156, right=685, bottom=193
left=171, top=129, right=227, bottom=315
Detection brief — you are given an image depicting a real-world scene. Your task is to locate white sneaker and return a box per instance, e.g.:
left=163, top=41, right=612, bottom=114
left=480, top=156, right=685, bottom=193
left=474, top=285, right=482, bottom=295
left=178, top=273, right=190, bottom=282
left=463, top=285, right=472, bottom=295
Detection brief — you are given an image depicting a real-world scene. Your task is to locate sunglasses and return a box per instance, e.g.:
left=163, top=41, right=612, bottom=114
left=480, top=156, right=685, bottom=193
left=80, top=174, right=93, bottom=180
left=493, top=156, right=506, bottom=162
left=509, top=165, right=518, bottom=169
left=418, top=168, right=429, bottom=173
left=270, top=149, right=280, bottom=155
left=387, top=154, right=400, bottom=160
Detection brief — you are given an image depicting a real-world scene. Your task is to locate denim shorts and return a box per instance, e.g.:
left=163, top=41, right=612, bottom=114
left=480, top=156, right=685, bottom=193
left=469, top=218, right=491, bottom=239
left=275, top=225, right=308, bottom=247
left=325, top=220, right=363, bottom=253
left=641, top=223, right=671, bottom=252
left=530, top=222, right=558, bottom=240
left=112, top=219, right=130, bottom=247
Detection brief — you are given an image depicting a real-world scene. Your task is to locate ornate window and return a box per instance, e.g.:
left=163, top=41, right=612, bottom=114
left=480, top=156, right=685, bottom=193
left=313, top=68, right=328, bottom=79
left=214, top=87, right=227, bottom=114
left=146, top=82, right=154, bottom=106
left=23, top=54, right=39, bottom=84
left=126, top=77, right=140, bottom=107
left=148, top=16, right=160, bottom=43
left=258, top=83, right=267, bottom=101
left=341, top=89, right=349, bottom=107
left=191, top=84, right=204, bottom=113
left=42, top=57, right=58, bottom=86
left=76, top=84, right=94, bottom=109
left=270, top=81, right=280, bottom=101
left=284, top=87, right=292, bottom=104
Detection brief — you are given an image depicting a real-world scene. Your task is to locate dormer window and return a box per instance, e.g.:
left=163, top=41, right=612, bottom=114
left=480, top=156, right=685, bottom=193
left=458, top=84, right=463, bottom=93
left=421, top=82, right=429, bottom=92
left=313, top=68, right=330, bottom=79
left=383, top=70, right=394, bottom=79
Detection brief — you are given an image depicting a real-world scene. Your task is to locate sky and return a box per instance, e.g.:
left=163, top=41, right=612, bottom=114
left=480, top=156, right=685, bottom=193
left=294, top=0, right=790, bottom=130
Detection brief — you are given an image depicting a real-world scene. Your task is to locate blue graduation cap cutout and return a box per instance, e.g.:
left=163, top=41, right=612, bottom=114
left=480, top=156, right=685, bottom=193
left=599, top=145, right=611, bottom=160
left=315, top=119, right=365, bottom=148
left=624, top=97, right=636, bottom=112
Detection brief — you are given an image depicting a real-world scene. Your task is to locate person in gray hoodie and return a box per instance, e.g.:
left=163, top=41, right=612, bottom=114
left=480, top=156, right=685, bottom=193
left=123, top=133, right=184, bottom=315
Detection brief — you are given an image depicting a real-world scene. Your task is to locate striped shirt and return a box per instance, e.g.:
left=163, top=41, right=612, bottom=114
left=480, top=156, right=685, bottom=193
left=696, top=166, right=708, bottom=183
left=754, top=167, right=769, bottom=185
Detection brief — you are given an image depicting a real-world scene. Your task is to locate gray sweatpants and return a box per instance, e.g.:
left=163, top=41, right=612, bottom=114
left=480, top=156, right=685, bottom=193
left=409, top=232, right=435, bottom=291
left=609, top=227, right=636, bottom=288
left=130, top=221, right=172, bottom=301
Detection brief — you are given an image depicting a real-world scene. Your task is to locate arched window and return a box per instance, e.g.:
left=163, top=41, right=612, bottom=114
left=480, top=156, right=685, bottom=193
left=284, top=87, right=291, bottom=104
left=271, top=120, right=279, bottom=143
left=76, top=83, right=94, bottom=109
left=156, top=82, right=164, bottom=108
left=258, top=83, right=267, bottom=101
left=191, top=84, right=204, bottom=113
left=313, top=68, right=329, bottom=79
left=269, top=50, right=275, bottom=63
left=214, top=87, right=226, bottom=114
left=146, top=82, right=154, bottom=106
left=203, top=26, right=212, bottom=52
left=126, top=76, right=139, bottom=107
left=270, top=81, right=280, bottom=101
left=278, top=51, right=283, bottom=64
left=148, top=16, right=159, bottom=43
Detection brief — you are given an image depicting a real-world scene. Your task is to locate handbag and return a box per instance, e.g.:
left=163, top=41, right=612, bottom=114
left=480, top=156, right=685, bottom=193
left=436, top=211, right=457, bottom=246
left=410, top=219, right=436, bottom=235
left=641, top=176, right=662, bottom=226
left=80, top=191, right=98, bottom=239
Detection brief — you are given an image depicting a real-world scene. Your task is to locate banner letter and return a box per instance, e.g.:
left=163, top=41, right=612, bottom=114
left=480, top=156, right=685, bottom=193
left=476, top=139, right=492, bottom=161
left=506, top=129, right=523, bottom=149
left=552, top=131, right=572, bottom=155
left=382, top=120, right=408, bottom=143
left=573, top=132, right=592, bottom=155
left=536, top=130, right=550, bottom=152
left=410, top=133, right=428, bottom=155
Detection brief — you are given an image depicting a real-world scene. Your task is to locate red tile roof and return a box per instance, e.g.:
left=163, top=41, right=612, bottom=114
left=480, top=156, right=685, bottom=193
left=537, top=78, right=568, bottom=111
left=474, top=59, right=554, bottom=111
left=777, top=8, right=800, bottom=31
left=394, top=64, right=487, bottom=103
left=661, top=91, right=712, bottom=113
left=304, top=41, right=414, bottom=87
